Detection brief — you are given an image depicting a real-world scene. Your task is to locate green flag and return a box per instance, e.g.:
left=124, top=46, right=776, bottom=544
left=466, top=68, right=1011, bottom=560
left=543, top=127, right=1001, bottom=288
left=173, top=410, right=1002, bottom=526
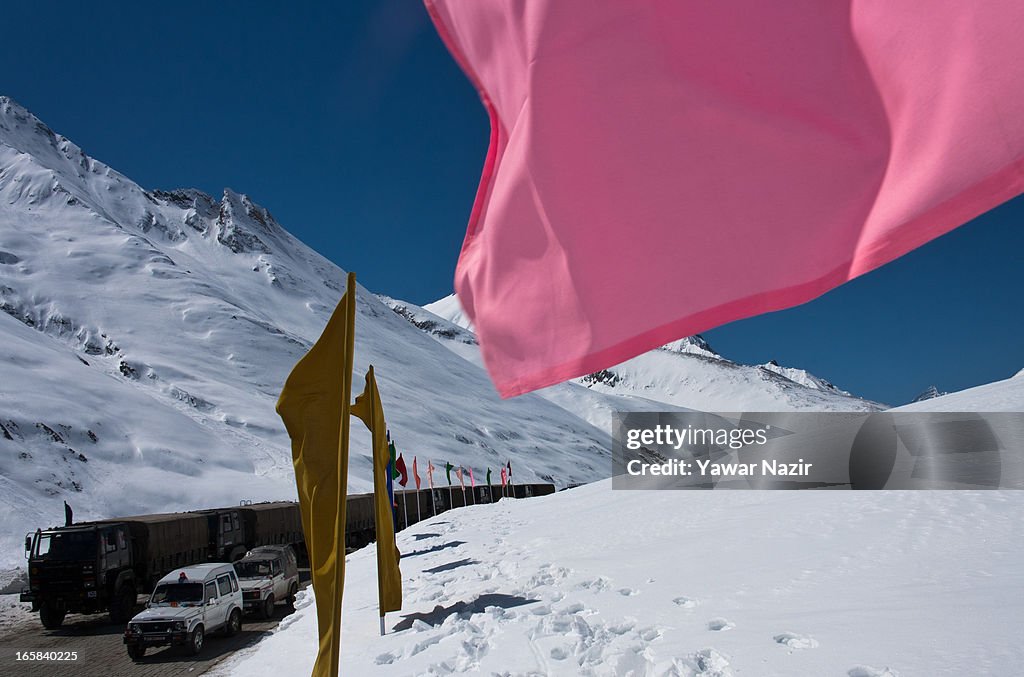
left=389, top=440, right=399, bottom=480
left=486, top=468, right=492, bottom=486
left=445, top=461, right=453, bottom=485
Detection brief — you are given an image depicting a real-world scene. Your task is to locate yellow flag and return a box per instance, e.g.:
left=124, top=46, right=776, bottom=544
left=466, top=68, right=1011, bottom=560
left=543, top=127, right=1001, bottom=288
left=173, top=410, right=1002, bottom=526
left=351, top=366, right=403, bottom=615
left=276, top=273, right=355, bottom=677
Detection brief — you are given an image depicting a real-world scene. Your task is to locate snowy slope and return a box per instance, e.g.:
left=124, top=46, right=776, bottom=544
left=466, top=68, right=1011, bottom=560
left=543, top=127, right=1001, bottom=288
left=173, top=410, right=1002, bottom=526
left=896, top=371, right=1024, bottom=412
left=218, top=376, right=1024, bottom=677
left=218, top=484, right=1023, bottom=677
left=0, top=96, right=614, bottom=569
left=422, top=294, right=882, bottom=413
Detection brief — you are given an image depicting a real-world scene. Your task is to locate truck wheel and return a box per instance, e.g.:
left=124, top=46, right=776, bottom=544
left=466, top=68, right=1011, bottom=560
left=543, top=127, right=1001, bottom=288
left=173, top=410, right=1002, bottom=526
left=109, top=585, right=136, bottom=624
left=225, top=608, right=242, bottom=636
left=261, top=594, right=275, bottom=619
left=287, top=583, right=299, bottom=608
left=39, top=601, right=66, bottom=629
left=127, top=644, right=146, bottom=661
left=186, top=625, right=204, bottom=656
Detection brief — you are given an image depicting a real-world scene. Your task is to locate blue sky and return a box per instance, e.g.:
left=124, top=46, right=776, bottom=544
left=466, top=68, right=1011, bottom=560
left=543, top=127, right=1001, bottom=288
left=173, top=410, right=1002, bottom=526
left=3, top=1, right=1021, bottom=405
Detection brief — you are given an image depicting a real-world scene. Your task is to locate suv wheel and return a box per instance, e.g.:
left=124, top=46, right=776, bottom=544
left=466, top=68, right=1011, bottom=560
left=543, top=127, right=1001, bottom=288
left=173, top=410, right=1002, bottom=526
left=225, top=608, right=242, bottom=636
left=127, top=644, right=146, bottom=661
left=261, top=594, right=275, bottom=619
left=287, top=583, right=298, bottom=608
left=39, top=601, right=66, bottom=629
left=186, top=624, right=204, bottom=656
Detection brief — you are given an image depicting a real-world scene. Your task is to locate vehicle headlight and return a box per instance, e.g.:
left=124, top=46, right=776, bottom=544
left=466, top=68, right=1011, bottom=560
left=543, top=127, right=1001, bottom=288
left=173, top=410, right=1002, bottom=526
left=129, top=623, right=140, bottom=633
left=173, top=621, right=186, bottom=631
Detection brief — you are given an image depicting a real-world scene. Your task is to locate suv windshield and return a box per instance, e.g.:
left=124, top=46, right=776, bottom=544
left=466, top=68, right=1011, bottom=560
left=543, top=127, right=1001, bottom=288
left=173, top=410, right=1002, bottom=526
left=150, top=583, right=204, bottom=606
left=235, top=560, right=273, bottom=578
left=33, top=531, right=96, bottom=561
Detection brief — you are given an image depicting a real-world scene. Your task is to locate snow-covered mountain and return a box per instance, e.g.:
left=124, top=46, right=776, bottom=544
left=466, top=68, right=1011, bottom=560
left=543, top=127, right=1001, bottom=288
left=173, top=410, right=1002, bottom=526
left=0, top=96, right=613, bottom=568
left=421, top=294, right=883, bottom=413
left=910, top=385, right=947, bottom=403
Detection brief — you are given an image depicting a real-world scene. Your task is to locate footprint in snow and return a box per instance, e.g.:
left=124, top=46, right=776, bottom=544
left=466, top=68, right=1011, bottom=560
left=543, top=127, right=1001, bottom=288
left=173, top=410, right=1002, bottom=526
left=774, top=632, right=819, bottom=649
left=619, top=587, right=639, bottom=596
left=608, top=619, right=636, bottom=635
left=638, top=626, right=663, bottom=641
left=707, top=618, right=735, bottom=631
left=672, top=596, right=700, bottom=608
left=374, top=652, right=397, bottom=665
left=550, top=646, right=570, bottom=660
left=848, top=666, right=901, bottom=677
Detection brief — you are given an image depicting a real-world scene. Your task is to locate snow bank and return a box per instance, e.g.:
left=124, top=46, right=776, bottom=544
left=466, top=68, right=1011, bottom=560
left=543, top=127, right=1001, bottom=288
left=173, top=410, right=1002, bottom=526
left=215, top=484, right=1023, bottom=676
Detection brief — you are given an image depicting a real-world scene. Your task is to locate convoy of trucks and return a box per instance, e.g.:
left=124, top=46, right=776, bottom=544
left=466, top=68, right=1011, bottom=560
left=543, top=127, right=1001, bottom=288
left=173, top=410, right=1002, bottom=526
left=21, top=502, right=303, bottom=629
left=20, top=484, right=556, bottom=634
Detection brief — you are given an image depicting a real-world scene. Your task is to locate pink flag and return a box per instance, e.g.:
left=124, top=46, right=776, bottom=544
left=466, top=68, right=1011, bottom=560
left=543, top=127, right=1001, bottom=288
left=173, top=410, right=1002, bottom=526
left=468, top=467, right=475, bottom=489
left=455, top=466, right=465, bottom=489
left=413, top=456, right=421, bottom=491
left=500, top=467, right=507, bottom=487
left=427, top=460, right=435, bottom=490
left=425, top=1, right=1024, bottom=398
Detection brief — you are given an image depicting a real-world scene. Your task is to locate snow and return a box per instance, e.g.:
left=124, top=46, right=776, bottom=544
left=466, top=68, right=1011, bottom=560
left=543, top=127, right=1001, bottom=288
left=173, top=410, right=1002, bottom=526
left=215, top=484, right=1024, bottom=676
left=214, top=362, right=1024, bottom=676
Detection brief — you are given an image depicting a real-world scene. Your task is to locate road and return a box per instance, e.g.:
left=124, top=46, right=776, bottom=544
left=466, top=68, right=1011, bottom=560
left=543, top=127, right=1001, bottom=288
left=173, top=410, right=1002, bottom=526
left=0, top=579, right=309, bottom=677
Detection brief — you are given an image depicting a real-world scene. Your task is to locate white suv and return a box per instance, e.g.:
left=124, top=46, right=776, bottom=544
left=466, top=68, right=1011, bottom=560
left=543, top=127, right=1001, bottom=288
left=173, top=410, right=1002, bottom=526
left=123, top=563, right=243, bottom=659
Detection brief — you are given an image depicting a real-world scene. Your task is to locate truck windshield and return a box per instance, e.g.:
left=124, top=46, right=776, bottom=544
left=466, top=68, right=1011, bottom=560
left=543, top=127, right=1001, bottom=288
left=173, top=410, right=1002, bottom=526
left=151, top=583, right=204, bottom=606
left=235, top=560, right=273, bottom=578
left=33, top=531, right=96, bottom=561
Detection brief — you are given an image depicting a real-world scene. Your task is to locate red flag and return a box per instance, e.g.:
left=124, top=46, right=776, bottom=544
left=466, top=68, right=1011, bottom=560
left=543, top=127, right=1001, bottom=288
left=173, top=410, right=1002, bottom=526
left=500, top=467, right=507, bottom=487
left=425, top=0, right=1024, bottom=398
left=468, top=467, right=475, bottom=489
left=413, top=456, right=421, bottom=491
left=395, top=454, right=408, bottom=488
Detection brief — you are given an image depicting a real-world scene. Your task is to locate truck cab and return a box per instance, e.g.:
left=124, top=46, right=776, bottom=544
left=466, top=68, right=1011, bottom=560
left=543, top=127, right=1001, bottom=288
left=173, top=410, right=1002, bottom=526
left=22, top=523, right=137, bottom=628
left=233, top=545, right=300, bottom=618
left=123, top=563, right=242, bottom=660
left=201, top=509, right=247, bottom=562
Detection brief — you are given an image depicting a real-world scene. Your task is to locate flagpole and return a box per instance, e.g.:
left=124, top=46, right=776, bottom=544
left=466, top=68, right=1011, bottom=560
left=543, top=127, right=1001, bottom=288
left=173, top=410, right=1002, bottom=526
left=330, top=272, right=356, bottom=676
left=416, top=489, right=422, bottom=523
left=402, top=491, right=409, bottom=529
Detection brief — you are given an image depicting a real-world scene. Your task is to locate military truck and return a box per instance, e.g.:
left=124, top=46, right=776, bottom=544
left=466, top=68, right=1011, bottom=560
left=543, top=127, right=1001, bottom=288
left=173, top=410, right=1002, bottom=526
left=21, top=503, right=303, bottom=629
left=22, top=513, right=209, bottom=629
left=238, top=502, right=304, bottom=551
